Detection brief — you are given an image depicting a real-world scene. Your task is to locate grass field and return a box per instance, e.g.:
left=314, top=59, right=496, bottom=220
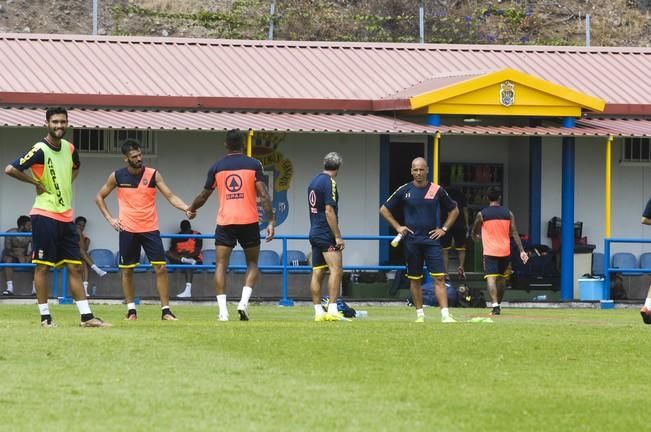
left=0, top=304, right=647, bottom=432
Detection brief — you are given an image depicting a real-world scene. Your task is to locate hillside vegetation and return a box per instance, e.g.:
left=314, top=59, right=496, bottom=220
left=0, top=0, right=649, bottom=46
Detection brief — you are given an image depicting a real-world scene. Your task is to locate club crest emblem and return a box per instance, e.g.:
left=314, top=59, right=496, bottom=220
left=225, top=174, right=243, bottom=192
left=500, top=81, right=515, bottom=107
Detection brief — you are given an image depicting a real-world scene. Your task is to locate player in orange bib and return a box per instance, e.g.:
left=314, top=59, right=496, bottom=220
left=188, top=130, right=274, bottom=322
left=96, top=140, right=193, bottom=321
left=472, top=186, right=528, bottom=316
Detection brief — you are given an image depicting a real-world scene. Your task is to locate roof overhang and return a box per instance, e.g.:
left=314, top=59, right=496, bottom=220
left=381, top=68, right=606, bottom=117
left=0, top=107, right=438, bottom=135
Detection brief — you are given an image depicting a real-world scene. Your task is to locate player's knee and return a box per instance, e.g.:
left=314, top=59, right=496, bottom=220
left=154, top=265, right=167, bottom=275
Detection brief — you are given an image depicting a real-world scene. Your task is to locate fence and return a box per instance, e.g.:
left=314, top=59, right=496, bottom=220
left=0, top=231, right=405, bottom=305
left=603, top=237, right=651, bottom=300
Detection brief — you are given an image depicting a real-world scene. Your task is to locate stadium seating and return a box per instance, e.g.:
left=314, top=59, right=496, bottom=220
left=591, top=252, right=605, bottom=276
left=286, top=250, right=310, bottom=273
left=88, top=249, right=118, bottom=272
left=639, top=252, right=651, bottom=270
left=259, top=250, right=281, bottom=273
left=229, top=249, right=246, bottom=273
left=201, top=249, right=216, bottom=273
left=611, top=252, right=641, bottom=276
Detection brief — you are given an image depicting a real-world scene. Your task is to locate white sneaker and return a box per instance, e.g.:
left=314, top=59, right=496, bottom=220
left=442, top=315, right=457, bottom=323
left=181, top=257, right=197, bottom=265
left=177, top=289, right=192, bottom=298
left=218, top=314, right=229, bottom=321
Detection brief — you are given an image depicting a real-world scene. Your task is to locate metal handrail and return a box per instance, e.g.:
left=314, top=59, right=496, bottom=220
left=603, top=237, right=651, bottom=299
left=0, top=232, right=405, bottom=305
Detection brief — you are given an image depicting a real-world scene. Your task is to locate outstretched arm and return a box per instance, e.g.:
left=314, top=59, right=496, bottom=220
left=95, top=173, right=121, bottom=231
left=256, top=180, right=275, bottom=242
left=155, top=171, right=192, bottom=218
left=188, top=188, right=212, bottom=215
left=510, top=212, right=528, bottom=264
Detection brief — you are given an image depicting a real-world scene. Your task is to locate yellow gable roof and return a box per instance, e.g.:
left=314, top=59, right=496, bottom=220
left=408, top=68, right=605, bottom=117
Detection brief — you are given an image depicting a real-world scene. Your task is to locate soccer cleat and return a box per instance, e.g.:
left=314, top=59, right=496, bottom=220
left=2, top=289, right=14, bottom=296
left=80, top=317, right=113, bottom=328
left=218, top=314, right=229, bottom=322
left=414, top=316, right=425, bottom=323
left=490, top=306, right=501, bottom=316
left=442, top=315, right=457, bottom=323
left=237, top=306, right=249, bottom=321
left=125, top=309, right=138, bottom=321
left=323, top=313, right=349, bottom=322
left=640, top=306, right=651, bottom=325
left=162, top=309, right=177, bottom=321
left=176, top=290, right=192, bottom=298
left=40, top=317, right=57, bottom=328
left=314, top=314, right=327, bottom=322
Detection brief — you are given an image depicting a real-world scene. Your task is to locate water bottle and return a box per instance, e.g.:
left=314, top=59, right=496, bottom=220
left=532, top=295, right=547, bottom=301
left=391, top=233, right=403, bottom=247
left=355, top=310, right=368, bottom=319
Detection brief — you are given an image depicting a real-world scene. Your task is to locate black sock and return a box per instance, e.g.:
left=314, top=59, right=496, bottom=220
left=81, top=313, right=94, bottom=322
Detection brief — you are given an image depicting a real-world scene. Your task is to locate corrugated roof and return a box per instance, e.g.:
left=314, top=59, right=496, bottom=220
left=0, top=107, right=648, bottom=137
left=0, top=34, right=649, bottom=113
left=0, top=107, right=439, bottom=134
left=437, top=118, right=651, bottom=137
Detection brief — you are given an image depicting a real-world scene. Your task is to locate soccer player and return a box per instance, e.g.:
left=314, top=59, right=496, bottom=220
left=96, top=139, right=191, bottom=321
left=2, top=215, right=33, bottom=296
left=471, top=186, right=528, bottom=315
left=3, top=107, right=111, bottom=327
left=308, top=152, right=346, bottom=321
left=75, top=216, right=108, bottom=296
left=441, top=185, right=469, bottom=278
left=380, top=157, right=459, bottom=323
left=639, top=198, right=651, bottom=323
left=187, top=129, right=274, bottom=321
left=166, top=219, right=203, bottom=298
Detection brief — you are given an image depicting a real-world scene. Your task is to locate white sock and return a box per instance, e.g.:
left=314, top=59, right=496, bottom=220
left=416, top=308, right=425, bottom=318
left=645, top=298, right=651, bottom=309
left=441, top=307, right=449, bottom=320
left=239, top=286, right=252, bottom=308
left=75, top=299, right=92, bottom=315
left=314, top=304, right=325, bottom=316
left=185, top=282, right=192, bottom=290
left=127, top=302, right=136, bottom=311
left=327, top=303, right=338, bottom=315
left=217, top=294, right=227, bottom=316
left=38, top=302, right=50, bottom=316
left=6, top=280, right=14, bottom=292
left=492, top=302, right=499, bottom=308
left=161, top=305, right=170, bottom=311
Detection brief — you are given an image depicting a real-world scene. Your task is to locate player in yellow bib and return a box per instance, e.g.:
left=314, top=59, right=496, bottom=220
left=4, top=107, right=111, bottom=328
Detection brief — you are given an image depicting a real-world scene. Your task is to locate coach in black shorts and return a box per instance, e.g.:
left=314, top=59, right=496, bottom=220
left=380, top=157, right=459, bottom=323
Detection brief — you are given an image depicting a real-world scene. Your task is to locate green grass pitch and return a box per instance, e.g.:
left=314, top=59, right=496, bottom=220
left=0, top=304, right=647, bottom=432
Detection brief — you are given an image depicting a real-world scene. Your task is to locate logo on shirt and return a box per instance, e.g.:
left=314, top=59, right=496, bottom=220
left=225, top=174, right=244, bottom=200
left=309, top=190, right=317, bottom=214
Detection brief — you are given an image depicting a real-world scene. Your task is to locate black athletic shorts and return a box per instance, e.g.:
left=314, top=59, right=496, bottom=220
left=215, top=223, right=261, bottom=249
left=440, top=226, right=467, bottom=250
left=119, top=230, right=166, bottom=268
left=309, top=235, right=339, bottom=269
left=483, top=255, right=510, bottom=278
left=403, top=236, right=445, bottom=279
left=31, top=215, right=81, bottom=267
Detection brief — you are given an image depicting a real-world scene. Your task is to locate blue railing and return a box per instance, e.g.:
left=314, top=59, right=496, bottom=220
left=0, top=232, right=405, bottom=305
left=603, top=237, right=651, bottom=300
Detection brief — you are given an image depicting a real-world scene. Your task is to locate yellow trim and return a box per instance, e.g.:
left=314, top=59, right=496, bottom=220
left=406, top=275, right=424, bottom=280
left=150, top=261, right=166, bottom=266
left=57, top=259, right=82, bottom=267
left=409, top=68, right=605, bottom=116
left=312, top=264, right=328, bottom=270
left=605, top=135, right=613, bottom=237
left=119, top=263, right=140, bottom=269
left=432, top=132, right=440, bottom=183
left=32, top=259, right=57, bottom=267
left=428, top=272, right=446, bottom=277
left=483, top=273, right=510, bottom=279
left=246, top=129, right=254, bottom=157
left=453, top=247, right=466, bottom=251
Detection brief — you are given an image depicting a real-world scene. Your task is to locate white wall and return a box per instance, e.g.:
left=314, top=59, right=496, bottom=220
left=0, top=128, right=381, bottom=266
left=540, top=137, right=651, bottom=255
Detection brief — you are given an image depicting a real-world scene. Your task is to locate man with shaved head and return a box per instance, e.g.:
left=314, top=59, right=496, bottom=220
left=380, top=157, right=459, bottom=323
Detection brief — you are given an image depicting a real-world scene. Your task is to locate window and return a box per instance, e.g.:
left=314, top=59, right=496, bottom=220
left=73, top=129, right=157, bottom=156
left=622, top=138, right=651, bottom=163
